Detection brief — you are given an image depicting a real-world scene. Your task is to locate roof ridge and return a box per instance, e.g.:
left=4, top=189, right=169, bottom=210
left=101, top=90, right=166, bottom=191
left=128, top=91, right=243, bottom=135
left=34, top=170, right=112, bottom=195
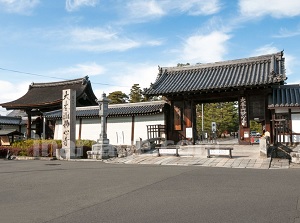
left=108, top=100, right=166, bottom=108
left=30, top=76, right=89, bottom=88
left=161, top=51, right=283, bottom=72
left=45, top=101, right=167, bottom=113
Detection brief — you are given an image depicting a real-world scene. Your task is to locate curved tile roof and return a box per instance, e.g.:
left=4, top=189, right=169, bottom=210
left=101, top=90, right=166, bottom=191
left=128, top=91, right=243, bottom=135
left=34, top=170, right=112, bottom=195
left=0, top=116, right=22, bottom=125
left=44, top=101, right=167, bottom=119
left=144, top=52, right=286, bottom=96
left=268, top=85, right=300, bottom=108
left=0, top=76, right=97, bottom=111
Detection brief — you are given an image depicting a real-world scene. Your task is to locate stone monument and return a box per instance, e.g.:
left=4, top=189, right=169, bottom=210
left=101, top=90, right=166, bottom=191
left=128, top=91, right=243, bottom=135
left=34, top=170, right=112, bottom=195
left=259, top=131, right=270, bottom=157
left=59, top=89, right=76, bottom=159
left=87, top=93, right=116, bottom=159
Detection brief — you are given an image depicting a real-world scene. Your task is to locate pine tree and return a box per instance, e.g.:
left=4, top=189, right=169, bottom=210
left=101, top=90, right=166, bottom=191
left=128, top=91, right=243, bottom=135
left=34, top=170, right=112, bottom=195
left=129, top=84, right=143, bottom=103
left=107, top=91, right=128, bottom=104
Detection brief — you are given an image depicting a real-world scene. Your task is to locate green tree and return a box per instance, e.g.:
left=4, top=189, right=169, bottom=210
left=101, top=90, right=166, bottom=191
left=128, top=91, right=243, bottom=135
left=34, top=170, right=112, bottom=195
left=129, top=84, right=143, bottom=103
left=196, top=102, right=239, bottom=138
left=107, top=91, right=128, bottom=104
left=177, top=63, right=190, bottom=67
left=250, top=120, right=263, bottom=134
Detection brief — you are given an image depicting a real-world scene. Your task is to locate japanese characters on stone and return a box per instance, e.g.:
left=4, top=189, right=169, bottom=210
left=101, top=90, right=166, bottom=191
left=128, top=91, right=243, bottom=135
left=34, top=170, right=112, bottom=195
left=240, top=97, right=247, bottom=127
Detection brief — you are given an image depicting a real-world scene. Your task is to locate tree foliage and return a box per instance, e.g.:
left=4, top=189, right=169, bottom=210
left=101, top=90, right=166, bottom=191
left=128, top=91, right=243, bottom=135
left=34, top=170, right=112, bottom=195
left=129, top=84, right=143, bottom=103
left=177, top=63, right=190, bottom=67
left=196, top=102, right=239, bottom=137
left=107, top=91, right=128, bottom=104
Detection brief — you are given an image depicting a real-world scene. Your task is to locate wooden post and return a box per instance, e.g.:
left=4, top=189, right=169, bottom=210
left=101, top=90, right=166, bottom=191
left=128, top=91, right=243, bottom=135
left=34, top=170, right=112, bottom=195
left=26, top=110, right=32, bottom=139
left=131, top=116, right=135, bottom=145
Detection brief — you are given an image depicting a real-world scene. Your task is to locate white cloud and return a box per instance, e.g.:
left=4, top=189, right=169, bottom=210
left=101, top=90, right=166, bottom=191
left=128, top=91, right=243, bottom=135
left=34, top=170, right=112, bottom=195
left=92, top=63, right=159, bottom=95
left=180, top=31, right=231, bottom=63
left=66, top=0, right=98, bottom=12
left=251, top=44, right=295, bottom=76
left=69, top=28, right=117, bottom=42
left=273, top=27, right=300, bottom=38
left=0, top=80, right=30, bottom=105
left=0, top=0, right=39, bottom=15
left=50, top=62, right=105, bottom=77
left=239, top=0, right=300, bottom=18
left=70, top=38, right=140, bottom=52
left=251, top=44, right=279, bottom=56
left=146, top=40, right=164, bottom=46
left=64, top=27, right=141, bottom=52
left=174, top=0, right=221, bottom=16
left=122, top=0, right=221, bottom=23
left=126, top=0, right=165, bottom=20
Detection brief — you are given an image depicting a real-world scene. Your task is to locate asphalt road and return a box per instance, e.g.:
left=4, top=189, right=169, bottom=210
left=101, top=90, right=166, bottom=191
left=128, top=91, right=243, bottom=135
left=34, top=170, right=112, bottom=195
left=1, top=160, right=300, bottom=223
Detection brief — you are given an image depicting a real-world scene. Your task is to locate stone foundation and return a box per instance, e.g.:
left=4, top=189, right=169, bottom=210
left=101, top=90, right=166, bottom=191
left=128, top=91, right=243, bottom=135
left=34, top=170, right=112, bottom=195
left=87, top=144, right=117, bottom=159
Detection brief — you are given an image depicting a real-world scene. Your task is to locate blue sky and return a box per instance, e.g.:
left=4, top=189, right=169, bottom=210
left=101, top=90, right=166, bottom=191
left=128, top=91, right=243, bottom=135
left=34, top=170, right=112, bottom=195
left=0, top=0, right=300, bottom=115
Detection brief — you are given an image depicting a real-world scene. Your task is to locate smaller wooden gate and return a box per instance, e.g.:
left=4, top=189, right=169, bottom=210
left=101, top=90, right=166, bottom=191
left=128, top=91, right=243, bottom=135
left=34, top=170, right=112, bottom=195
left=272, top=118, right=292, bottom=145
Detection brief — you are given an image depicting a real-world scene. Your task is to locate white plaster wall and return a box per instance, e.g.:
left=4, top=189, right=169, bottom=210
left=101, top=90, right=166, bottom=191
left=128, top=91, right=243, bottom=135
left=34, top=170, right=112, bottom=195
left=277, top=135, right=300, bottom=143
left=134, top=114, right=164, bottom=142
left=52, top=113, right=165, bottom=145
left=278, top=135, right=291, bottom=143
left=292, top=113, right=300, bottom=143
left=80, top=118, right=100, bottom=141
left=293, top=135, right=300, bottom=143
left=107, top=116, right=132, bottom=145
left=292, top=114, right=300, bottom=133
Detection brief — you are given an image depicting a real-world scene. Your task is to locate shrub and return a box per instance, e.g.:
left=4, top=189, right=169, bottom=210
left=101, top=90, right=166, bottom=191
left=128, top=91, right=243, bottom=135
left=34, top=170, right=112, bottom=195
left=0, top=146, right=9, bottom=157
left=7, top=139, right=95, bottom=157
left=0, top=146, right=22, bottom=157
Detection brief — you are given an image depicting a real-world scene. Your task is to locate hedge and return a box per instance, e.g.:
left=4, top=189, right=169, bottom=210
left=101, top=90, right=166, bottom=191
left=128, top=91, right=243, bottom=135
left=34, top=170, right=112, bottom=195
left=0, top=139, right=96, bottom=158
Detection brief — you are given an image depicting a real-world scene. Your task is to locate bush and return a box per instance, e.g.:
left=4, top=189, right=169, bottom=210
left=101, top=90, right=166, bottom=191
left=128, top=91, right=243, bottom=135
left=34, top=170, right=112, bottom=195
left=0, top=146, right=9, bottom=157
left=0, top=146, right=23, bottom=157
left=7, top=139, right=95, bottom=158
left=10, top=139, right=62, bottom=157
left=75, top=140, right=96, bottom=158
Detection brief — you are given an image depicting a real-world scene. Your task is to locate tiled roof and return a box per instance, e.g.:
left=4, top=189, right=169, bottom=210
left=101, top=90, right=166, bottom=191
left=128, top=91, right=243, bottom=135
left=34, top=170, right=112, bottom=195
left=0, top=130, right=23, bottom=136
left=6, top=110, right=27, bottom=117
left=144, top=52, right=286, bottom=96
left=0, top=116, right=22, bottom=125
left=44, top=101, right=167, bottom=119
left=268, top=85, right=300, bottom=108
left=0, top=76, right=97, bottom=111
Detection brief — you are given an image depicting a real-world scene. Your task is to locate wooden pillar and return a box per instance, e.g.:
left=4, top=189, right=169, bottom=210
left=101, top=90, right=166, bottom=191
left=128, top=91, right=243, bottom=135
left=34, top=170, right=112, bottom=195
left=289, top=109, right=292, bottom=145
left=26, top=110, right=32, bottom=139
left=271, top=110, right=276, bottom=145
left=191, top=100, right=197, bottom=144
left=131, top=116, right=135, bottom=145
left=265, top=97, right=271, bottom=133
left=43, top=116, right=46, bottom=139
left=78, top=118, right=82, bottom=140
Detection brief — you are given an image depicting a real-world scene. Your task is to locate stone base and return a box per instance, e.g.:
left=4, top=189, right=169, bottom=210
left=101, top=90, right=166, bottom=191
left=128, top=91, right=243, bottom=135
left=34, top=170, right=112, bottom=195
left=87, top=144, right=117, bottom=159
left=259, top=137, right=269, bottom=157
left=291, top=152, right=300, bottom=164
left=57, top=148, right=71, bottom=160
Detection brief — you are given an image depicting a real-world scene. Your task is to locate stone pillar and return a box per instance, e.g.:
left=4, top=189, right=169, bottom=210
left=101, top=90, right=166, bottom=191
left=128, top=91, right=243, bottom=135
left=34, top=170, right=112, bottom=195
left=87, top=93, right=116, bottom=159
left=60, top=89, right=76, bottom=159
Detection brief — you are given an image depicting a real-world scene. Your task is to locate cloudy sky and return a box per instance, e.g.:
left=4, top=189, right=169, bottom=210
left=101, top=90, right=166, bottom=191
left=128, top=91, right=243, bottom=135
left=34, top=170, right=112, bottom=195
left=0, top=0, right=300, bottom=115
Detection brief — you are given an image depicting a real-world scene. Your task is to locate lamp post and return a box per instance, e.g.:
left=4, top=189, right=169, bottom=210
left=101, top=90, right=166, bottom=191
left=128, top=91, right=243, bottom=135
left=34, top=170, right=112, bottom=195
left=87, top=93, right=116, bottom=159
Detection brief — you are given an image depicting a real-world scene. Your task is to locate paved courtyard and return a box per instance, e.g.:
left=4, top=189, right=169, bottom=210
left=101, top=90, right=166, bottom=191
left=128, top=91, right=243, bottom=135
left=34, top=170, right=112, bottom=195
left=104, top=142, right=291, bottom=169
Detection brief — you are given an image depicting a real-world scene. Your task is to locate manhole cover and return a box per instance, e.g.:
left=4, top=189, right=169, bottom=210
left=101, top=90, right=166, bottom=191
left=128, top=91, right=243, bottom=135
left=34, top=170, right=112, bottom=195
left=45, top=163, right=61, bottom=166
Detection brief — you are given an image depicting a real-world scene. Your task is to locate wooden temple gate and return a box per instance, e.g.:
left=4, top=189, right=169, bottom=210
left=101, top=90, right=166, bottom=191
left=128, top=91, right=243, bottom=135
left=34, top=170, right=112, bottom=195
left=144, top=52, right=287, bottom=145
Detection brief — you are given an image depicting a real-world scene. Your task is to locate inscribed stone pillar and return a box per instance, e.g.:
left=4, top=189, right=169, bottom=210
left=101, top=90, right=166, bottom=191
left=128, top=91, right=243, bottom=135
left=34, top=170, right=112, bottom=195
left=60, top=89, right=76, bottom=159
